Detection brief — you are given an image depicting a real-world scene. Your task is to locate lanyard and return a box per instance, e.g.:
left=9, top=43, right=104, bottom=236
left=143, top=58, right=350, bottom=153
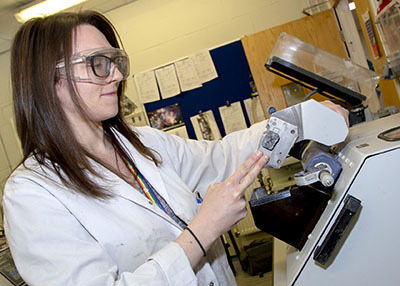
left=115, top=147, right=166, bottom=213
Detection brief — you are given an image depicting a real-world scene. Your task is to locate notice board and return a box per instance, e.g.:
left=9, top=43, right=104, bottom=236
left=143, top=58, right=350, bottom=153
left=144, top=40, right=254, bottom=139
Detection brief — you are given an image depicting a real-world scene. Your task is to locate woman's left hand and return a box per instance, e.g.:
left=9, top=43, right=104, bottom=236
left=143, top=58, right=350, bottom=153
left=320, top=100, right=350, bottom=127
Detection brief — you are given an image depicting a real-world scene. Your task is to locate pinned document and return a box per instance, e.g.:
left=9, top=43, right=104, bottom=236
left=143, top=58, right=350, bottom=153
left=190, top=50, right=218, bottom=83
left=244, top=96, right=265, bottom=125
left=190, top=110, right=221, bottom=140
left=219, top=101, right=247, bottom=134
left=165, top=124, right=189, bottom=139
left=175, top=58, right=202, bottom=92
left=155, top=64, right=181, bottom=99
left=134, top=70, right=160, bottom=103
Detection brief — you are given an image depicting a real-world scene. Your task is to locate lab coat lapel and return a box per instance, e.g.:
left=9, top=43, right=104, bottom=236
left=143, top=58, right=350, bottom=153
left=109, top=130, right=179, bottom=228
left=111, top=171, right=183, bottom=231
left=115, top=129, right=171, bottom=205
left=97, top=167, right=182, bottom=231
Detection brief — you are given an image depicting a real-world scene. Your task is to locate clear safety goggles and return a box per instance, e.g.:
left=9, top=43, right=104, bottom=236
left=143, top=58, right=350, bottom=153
left=56, top=48, right=130, bottom=84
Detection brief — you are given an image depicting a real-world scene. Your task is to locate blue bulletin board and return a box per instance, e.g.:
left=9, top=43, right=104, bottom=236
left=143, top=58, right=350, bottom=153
left=144, top=40, right=254, bottom=139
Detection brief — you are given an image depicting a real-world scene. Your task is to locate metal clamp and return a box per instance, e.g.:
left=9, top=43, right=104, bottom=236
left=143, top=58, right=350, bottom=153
left=294, top=163, right=334, bottom=187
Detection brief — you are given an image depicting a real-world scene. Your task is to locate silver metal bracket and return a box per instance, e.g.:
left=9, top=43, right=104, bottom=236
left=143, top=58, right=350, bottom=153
left=294, top=163, right=334, bottom=187
left=259, top=117, right=298, bottom=169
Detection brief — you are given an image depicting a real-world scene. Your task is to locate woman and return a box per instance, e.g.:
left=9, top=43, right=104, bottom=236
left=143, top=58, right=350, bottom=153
left=3, top=10, right=348, bottom=286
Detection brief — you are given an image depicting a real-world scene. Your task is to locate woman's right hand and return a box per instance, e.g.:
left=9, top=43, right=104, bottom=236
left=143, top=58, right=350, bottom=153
left=176, top=150, right=269, bottom=267
left=195, top=150, right=269, bottom=240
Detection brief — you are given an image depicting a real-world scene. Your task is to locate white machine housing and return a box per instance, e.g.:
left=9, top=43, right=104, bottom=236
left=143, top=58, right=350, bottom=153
left=259, top=99, right=348, bottom=169
left=273, top=112, right=400, bottom=286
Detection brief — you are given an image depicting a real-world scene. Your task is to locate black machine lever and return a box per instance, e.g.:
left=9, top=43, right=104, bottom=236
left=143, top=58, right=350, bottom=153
left=313, top=195, right=361, bottom=265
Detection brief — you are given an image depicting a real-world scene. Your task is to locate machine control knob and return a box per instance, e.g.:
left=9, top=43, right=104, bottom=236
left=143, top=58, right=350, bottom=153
left=294, top=163, right=335, bottom=187
left=319, top=170, right=334, bottom=187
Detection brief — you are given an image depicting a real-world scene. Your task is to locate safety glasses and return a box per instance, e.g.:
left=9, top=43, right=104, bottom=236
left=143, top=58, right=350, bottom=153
left=56, top=47, right=130, bottom=84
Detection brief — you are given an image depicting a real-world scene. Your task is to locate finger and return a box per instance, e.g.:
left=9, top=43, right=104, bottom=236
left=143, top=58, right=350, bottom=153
left=321, top=100, right=350, bottom=127
left=342, top=109, right=350, bottom=127
left=335, top=105, right=349, bottom=127
left=237, top=155, right=269, bottom=196
left=228, top=151, right=263, bottom=185
left=344, top=114, right=350, bottom=127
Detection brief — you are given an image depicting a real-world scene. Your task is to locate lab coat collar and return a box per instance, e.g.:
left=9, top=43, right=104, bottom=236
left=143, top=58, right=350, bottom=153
left=105, top=129, right=183, bottom=231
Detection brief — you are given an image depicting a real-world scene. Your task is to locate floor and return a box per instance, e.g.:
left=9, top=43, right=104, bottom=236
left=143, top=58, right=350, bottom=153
left=233, top=257, right=272, bottom=286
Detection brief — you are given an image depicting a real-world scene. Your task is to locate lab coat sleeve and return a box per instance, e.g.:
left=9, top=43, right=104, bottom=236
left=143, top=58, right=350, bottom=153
left=3, top=173, right=197, bottom=286
left=138, top=120, right=267, bottom=196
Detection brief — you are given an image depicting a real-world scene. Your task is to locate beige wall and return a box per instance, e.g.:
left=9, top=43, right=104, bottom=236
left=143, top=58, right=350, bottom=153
left=105, top=0, right=312, bottom=105
left=0, top=52, right=21, bottom=191
left=0, top=0, right=314, bottom=192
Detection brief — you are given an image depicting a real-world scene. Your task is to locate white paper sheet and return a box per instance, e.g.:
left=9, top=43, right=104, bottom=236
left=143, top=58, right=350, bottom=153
left=165, top=124, right=189, bottom=139
left=133, top=70, right=160, bottom=103
left=190, top=50, right=218, bottom=83
left=190, top=110, right=221, bottom=140
left=155, top=64, right=181, bottom=99
left=219, top=101, right=247, bottom=134
left=174, top=58, right=202, bottom=92
left=244, top=96, right=266, bottom=125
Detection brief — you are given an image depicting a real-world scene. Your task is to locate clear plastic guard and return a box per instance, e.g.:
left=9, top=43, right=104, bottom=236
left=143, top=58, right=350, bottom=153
left=376, top=2, right=400, bottom=62
left=376, top=1, right=400, bottom=73
left=267, top=32, right=382, bottom=113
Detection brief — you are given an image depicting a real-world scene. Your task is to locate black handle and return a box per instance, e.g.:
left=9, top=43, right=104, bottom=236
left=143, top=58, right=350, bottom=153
left=313, top=195, right=361, bottom=265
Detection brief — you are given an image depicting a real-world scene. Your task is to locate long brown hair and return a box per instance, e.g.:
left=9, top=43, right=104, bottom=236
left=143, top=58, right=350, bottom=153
left=11, top=11, right=160, bottom=199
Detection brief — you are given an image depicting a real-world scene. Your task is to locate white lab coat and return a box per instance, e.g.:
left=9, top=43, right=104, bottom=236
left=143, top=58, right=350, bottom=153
left=3, top=121, right=266, bottom=286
